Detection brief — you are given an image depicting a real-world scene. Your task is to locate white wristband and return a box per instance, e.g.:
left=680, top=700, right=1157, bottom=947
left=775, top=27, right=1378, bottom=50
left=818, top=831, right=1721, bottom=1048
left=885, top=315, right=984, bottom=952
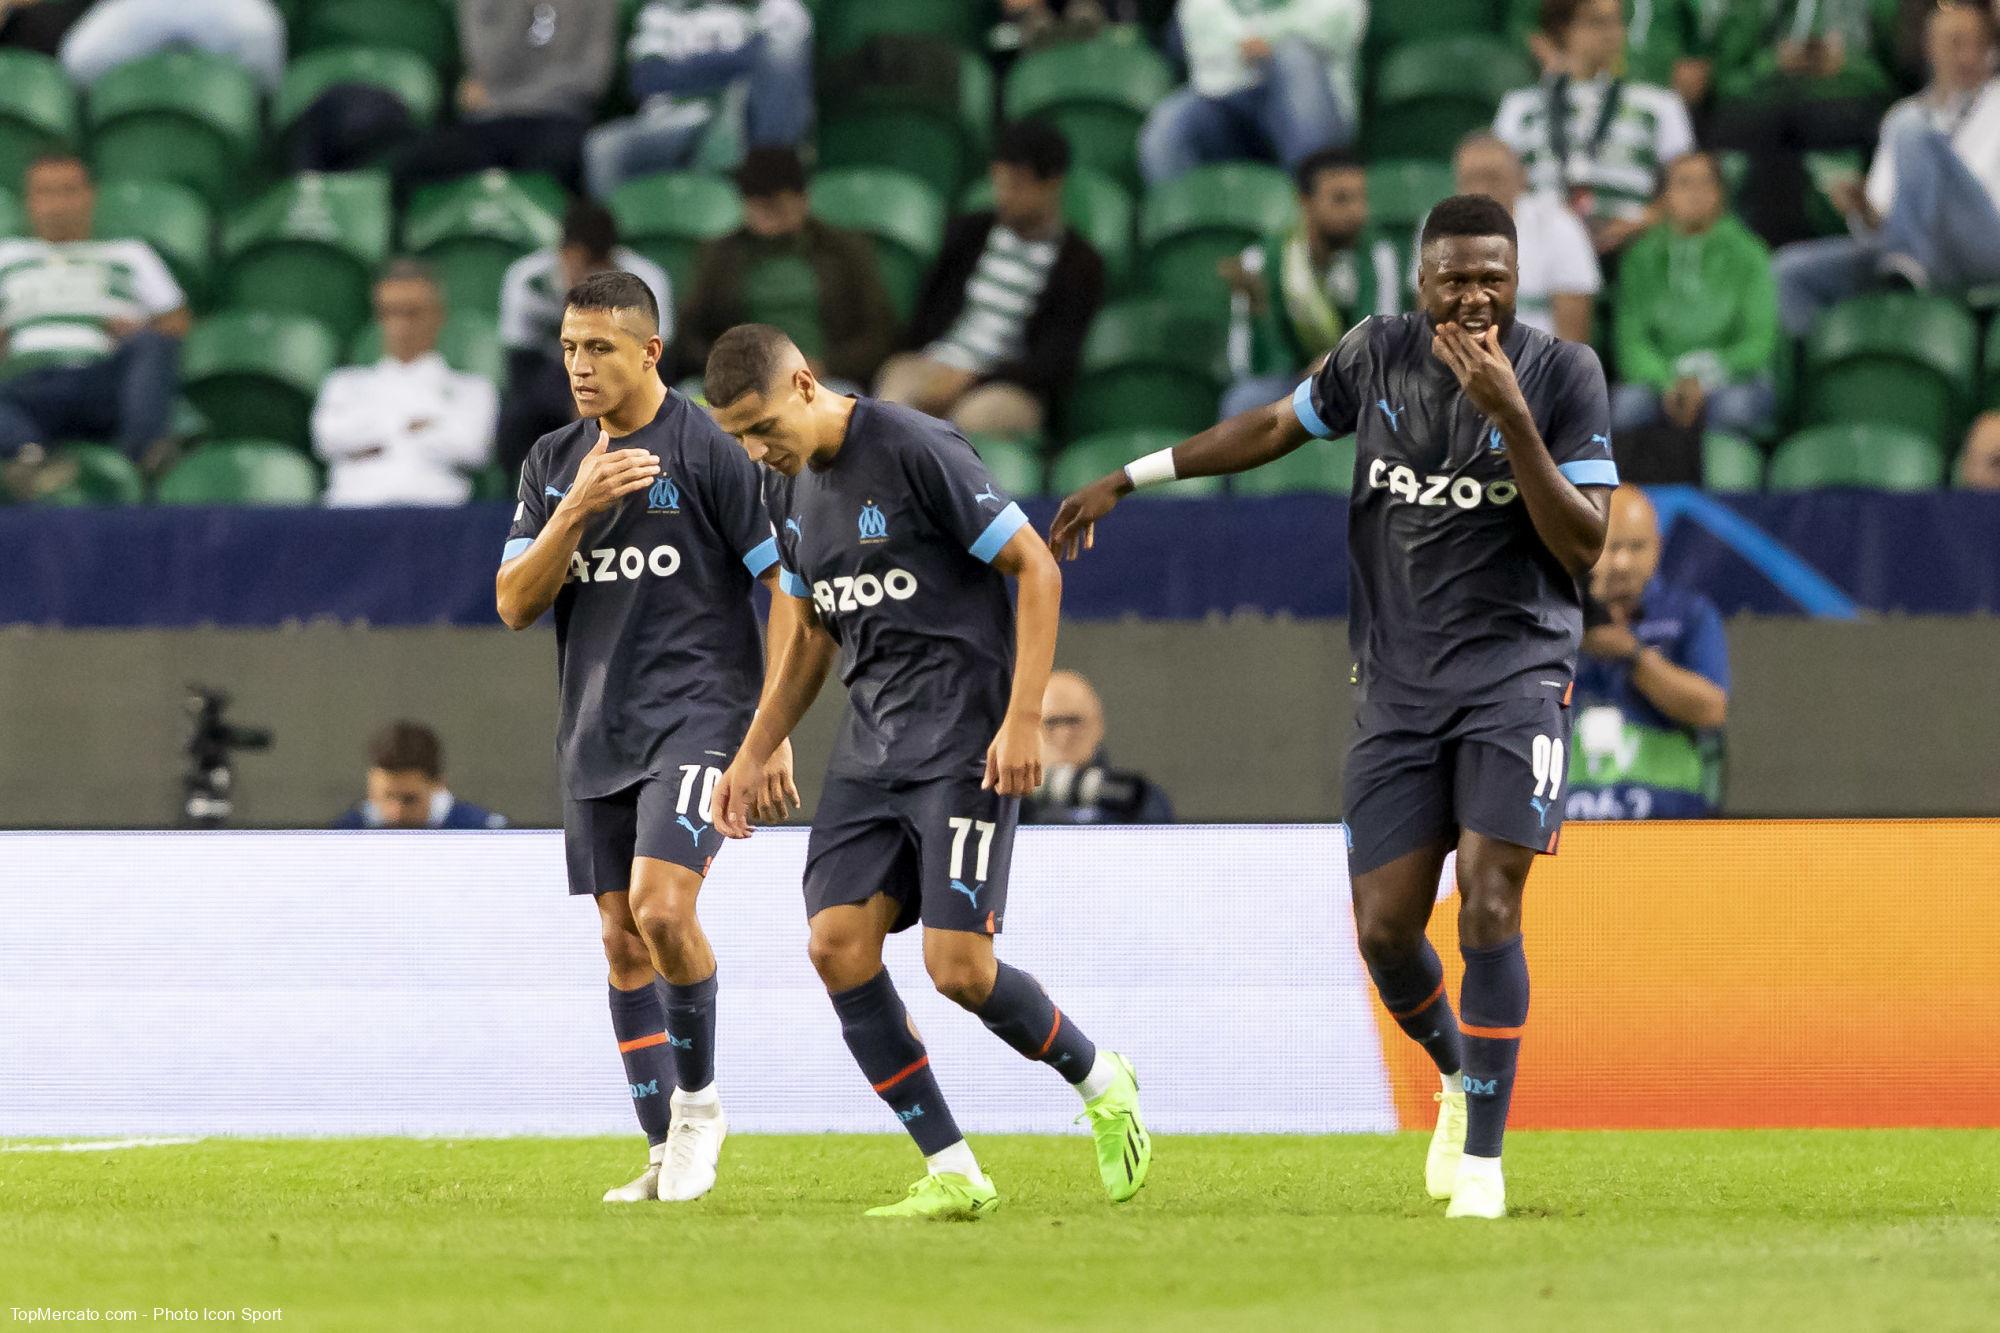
left=1124, top=448, right=1178, bottom=489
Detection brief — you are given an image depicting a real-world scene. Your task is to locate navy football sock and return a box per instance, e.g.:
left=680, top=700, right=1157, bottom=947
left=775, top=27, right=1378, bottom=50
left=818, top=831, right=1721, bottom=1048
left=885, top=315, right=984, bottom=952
left=830, top=970, right=964, bottom=1156
left=660, top=972, right=718, bottom=1093
left=1364, top=940, right=1465, bottom=1077
left=1459, top=935, right=1530, bottom=1158
left=608, top=980, right=671, bottom=1146
left=975, top=962, right=1098, bottom=1082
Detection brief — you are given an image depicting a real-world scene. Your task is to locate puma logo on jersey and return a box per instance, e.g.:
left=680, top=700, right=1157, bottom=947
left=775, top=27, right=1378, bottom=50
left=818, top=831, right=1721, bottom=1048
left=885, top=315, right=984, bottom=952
left=811, top=569, right=920, bottom=616
left=1377, top=400, right=1404, bottom=432
left=973, top=484, right=1004, bottom=509
left=1367, top=458, right=1519, bottom=510
left=566, top=544, right=683, bottom=583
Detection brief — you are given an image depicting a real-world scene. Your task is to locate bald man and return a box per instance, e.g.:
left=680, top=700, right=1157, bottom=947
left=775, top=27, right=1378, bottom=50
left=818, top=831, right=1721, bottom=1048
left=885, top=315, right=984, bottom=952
left=1570, top=485, right=1731, bottom=820
left=1026, top=669, right=1175, bottom=824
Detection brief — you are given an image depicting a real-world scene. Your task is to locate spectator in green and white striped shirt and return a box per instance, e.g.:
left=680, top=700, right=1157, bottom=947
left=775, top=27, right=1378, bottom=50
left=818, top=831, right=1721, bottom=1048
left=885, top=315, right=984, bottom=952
left=0, top=154, right=188, bottom=498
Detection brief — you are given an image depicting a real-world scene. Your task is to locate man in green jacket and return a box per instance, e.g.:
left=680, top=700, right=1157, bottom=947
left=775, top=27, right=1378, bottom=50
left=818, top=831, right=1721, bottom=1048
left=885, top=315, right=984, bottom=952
left=1218, top=148, right=1405, bottom=419
left=1611, top=149, right=1777, bottom=439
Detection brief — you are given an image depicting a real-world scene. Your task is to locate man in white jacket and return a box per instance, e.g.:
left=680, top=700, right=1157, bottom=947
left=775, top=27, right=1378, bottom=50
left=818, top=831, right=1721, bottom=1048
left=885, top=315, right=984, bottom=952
left=312, top=260, right=498, bottom=507
left=1138, top=0, right=1366, bottom=185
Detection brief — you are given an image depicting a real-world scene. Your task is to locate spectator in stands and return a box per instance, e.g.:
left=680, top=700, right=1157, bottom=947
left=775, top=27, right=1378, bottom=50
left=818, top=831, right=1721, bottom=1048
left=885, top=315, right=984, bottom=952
left=392, top=0, right=618, bottom=205
left=1771, top=1, right=2000, bottom=337
left=1707, top=0, right=1895, bottom=247
left=1024, top=670, right=1175, bottom=825
left=674, top=147, right=897, bottom=397
left=583, top=0, right=814, bottom=199
left=332, top=721, right=509, bottom=830
left=0, top=0, right=94, bottom=56
left=311, top=260, right=498, bottom=507
left=1611, top=151, right=1777, bottom=440
left=57, top=0, right=285, bottom=90
left=1495, top=0, right=1697, bottom=258
left=877, top=120, right=1104, bottom=438
left=997, top=0, right=1111, bottom=51
left=1137, top=0, right=1366, bottom=185
left=1452, top=133, right=1600, bottom=344
left=497, top=202, right=671, bottom=476
left=0, top=154, right=186, bottom=499
left=1219, top=148, right=1406, bottom=420
left=1569, top=485, right=1729, bottom=820
left=1960, top=410, right=2000, bottom=489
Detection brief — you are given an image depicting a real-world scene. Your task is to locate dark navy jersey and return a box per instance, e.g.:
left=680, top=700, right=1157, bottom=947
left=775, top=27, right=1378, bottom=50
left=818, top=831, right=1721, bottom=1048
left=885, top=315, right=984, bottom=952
left=1294, top=313, right=1619, bottom=706
left=504, top=392, right=779, bottom=799
left=763, top=398, right=1030, bottom=783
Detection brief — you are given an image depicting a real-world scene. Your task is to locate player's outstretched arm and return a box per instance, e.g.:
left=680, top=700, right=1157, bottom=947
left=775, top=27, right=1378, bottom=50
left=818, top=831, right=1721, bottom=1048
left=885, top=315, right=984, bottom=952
left=714, top=589, right=835, bottom=838
left=496, top=430, right=662, bottom=629
left=985, top=525, right=1061, bottom=796
left=1046, top=397, right=1312, bottom=561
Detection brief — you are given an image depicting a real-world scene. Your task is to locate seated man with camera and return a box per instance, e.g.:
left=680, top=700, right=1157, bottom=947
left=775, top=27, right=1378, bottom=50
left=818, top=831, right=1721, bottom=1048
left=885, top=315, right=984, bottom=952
left=1024, top=670, right=1174, bottom=825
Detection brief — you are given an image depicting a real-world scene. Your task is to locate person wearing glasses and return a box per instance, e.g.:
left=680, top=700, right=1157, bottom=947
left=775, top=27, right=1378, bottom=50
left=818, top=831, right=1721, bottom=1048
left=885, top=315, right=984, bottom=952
left=1024, top=669, right=1175, bottom=825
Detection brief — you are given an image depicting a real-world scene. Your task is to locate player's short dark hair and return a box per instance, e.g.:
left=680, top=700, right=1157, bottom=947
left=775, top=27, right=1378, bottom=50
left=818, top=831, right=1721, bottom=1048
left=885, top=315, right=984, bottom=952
left=1419, top=194, right=1518, bottom=251
left=369, top=721, right=443, bottom=779
left=736, top=146, right=809, bottom=199
left=1295, top=147, right=1363, bottom=197
left=560, top=200, right=619, bottom=261
left=704, top=323, right=799, bottom=408
left=25, top=151, right=88, bottom=183
left=565, top=269, right=659, bottom=334
left=1539, top=0, right=1588, bottom=36
left=992, top=118, right=1070, bottom=180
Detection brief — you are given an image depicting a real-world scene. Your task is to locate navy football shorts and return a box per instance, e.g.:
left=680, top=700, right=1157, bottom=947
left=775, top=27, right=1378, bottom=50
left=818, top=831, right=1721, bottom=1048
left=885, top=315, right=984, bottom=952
left=803, top=773, right=1020, bottom=934
left=562, top=752, right=732, bottom=895
left=1342, top=695, right=1573, bottom=877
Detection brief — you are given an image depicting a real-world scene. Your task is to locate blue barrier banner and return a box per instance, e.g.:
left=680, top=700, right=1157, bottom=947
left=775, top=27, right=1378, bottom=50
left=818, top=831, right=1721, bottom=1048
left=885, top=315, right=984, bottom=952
left=2, top=493, right=1995, bottom=627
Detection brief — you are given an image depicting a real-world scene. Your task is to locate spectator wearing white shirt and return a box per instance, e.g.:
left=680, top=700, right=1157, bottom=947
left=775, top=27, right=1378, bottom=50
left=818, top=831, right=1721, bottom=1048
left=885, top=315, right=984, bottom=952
left=1453, top=132, right=1601, bottom=344
left=1772, top=1, right=2000, bottom=336
left=58, top=0, right=286, bottom=92
left=312, top=260, right=498, bottom=507
left=1138, top=0, right=1366, bottom=185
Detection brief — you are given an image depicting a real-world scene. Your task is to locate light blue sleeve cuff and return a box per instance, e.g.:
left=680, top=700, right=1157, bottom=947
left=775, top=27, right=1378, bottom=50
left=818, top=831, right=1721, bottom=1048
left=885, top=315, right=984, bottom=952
left=742, top=535, right=779, bottom=575
left=1291, top=380, right=1332, bottom=438
left=1559, top=458, right=1620, bottom=487
left=778, top=568, right=810, bottom=598
left=501, top=536, right=533, bottom=563
left=968, top=501, right=1030, bottom=563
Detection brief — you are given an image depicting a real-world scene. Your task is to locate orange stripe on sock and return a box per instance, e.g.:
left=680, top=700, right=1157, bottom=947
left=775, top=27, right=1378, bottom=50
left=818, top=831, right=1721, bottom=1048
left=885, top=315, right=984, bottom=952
left=617, top=1032, right=668, bottom=1053
left=1461, top=1023, right=1525, bottom=1040
left=871, top=1054, right=930, bottom=1093
left=1388, top=980, right=1446, bottom=1020
left=1034, top=1009, right=1064, bottom=1059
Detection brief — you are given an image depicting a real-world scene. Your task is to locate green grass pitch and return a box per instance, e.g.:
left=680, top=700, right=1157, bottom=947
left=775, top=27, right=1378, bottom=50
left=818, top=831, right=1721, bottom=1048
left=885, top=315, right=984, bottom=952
left=3, top=1131, right=1995, bottom=1331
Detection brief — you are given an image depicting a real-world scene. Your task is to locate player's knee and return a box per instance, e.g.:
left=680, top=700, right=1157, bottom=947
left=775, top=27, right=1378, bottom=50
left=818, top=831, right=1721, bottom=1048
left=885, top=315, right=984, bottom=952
left=924, top=955, right=993, bottom=1011
left=807, top=928, right=874, bottom=990
left=1353, top=912, right=1422, bottom=969
left=598, top=919, right=651, bottom=978
left=630, top=892, right=699, bottom=958
left=1455, top=883, right=1523, bottom=948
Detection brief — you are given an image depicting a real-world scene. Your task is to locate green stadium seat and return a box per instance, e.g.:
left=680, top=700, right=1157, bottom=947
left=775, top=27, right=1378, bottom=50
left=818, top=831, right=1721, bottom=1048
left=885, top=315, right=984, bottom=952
left=1366, top=36, right=1535, bottom=162
left=960, top=167, right=1135, bottom=289
left=811, top=167, right=944, bottom=320
left=87, top=51, right=263, bottom=208
left=38, top=443, right=145, bottom=506
left=402, top=170, right=563, bottom=316
left=819, top=44, right=994, bottom=204
left=0, top=185, right=24, bottom=238
left=155, top=440, right=323, bottom=505
left=1064, top=299, right=1228, bottom=440
left=607, top=171, right=744, bottom=302
left=1766, top=423, right=1946, bottom=491
left=180, top=312, right=342, bottom=449
left=1003, top=36, right=1176, bottom=188
left=966, top=434, right=1047, bottom=497
left=1702, top=432, right=1764, bottom=492
left=1802, top=293, right=1977, bottom=443
left=467, top=463, right=514, bottom=501
left=275, top=47, right=443, bottom=143
left=1366, top=159, right=1456, bottom=235
left=1138, top=162, right=1296, bottom=310
left=1052, top=429, right=1222, bottom=497
left=818, top=0, right=987, bottom=57
left=348, top=312, right=503, bottom=384
left=296, top=0, right=456, bottom=70
left=219, top=172, right=393, bottom=342
left=0, top=51, right=80, bottom=191
left=1230, top=435, right=1357, bottom=496
left=88, top=179, right=215, bottom=308
left=1982, top=321, right=2000, bottom=412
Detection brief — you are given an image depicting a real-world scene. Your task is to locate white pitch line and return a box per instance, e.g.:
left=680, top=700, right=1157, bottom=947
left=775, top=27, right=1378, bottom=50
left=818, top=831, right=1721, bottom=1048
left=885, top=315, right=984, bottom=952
left=0, top=1137, right=204, bottom=1153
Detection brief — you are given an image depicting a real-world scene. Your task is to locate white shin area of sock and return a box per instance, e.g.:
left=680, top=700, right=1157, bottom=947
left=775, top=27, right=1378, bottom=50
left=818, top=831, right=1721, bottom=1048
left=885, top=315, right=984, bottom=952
left=1071, top=1051, right=1117, bottom=1101
left=925, top=1139, right=985, bottom=1186
left=673, top=1082, right=719, bottom=1111
left=1458, top=1153, right=1503, bottom=1178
